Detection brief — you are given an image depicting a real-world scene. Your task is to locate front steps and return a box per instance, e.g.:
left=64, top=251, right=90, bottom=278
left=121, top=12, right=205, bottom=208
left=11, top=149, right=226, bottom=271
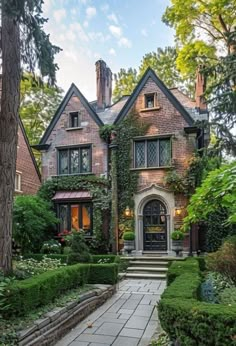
left=124, top=256, right=171, bottom=280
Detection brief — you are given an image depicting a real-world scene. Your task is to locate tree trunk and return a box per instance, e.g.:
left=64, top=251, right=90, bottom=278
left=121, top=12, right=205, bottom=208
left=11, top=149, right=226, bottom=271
left=0, top=3, right=21, bottom=275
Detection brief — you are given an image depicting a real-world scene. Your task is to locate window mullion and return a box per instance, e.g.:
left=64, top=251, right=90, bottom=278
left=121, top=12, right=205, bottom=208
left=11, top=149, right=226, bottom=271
left=145, top=140, right=147, bottom=167
left=157, top=140, right=160, bottom=167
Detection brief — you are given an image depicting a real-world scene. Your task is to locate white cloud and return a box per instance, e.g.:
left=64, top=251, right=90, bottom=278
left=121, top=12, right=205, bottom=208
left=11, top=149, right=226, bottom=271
left=107, top=13, right=118, bottom=24
left=43, top=0, right=54, bottom=16
left=86, top=7, right=97, bottom=19
left=83, top=20, right=89, bottom=28
left=64, top=51, right=77, bottom=63
left=118, top=37, right=132, bottom=48
left=101, top=4, right=109, bottom=12
left=109, top=25, right=122, bottom=38
left=141, top=29, right=148, bottom=37
left=109, top=48, right=116, bottom=56
left=66, top=30, right=76, bottom=42
left=71, top=8, right=77, bottom=16
left=53, top=8, right=66, bottom=23
left=88, top=32, right=110, bottom=42
left=70, top=23, right=89, bottom=42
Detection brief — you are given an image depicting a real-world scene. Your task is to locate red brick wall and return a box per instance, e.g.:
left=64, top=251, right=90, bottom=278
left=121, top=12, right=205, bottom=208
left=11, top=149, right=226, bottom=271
left=42, top=94, right=107, bottom=180
left=131, top=77, right=196, bottom=191
left=16, top=125, right=41, bottom=194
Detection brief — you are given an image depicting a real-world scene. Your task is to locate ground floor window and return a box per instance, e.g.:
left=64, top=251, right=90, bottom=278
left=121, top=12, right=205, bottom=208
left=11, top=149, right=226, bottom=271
left=57, top=202, right=93, bottom=236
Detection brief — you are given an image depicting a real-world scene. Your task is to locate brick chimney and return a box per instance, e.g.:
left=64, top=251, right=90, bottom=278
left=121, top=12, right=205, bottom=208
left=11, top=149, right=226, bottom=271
left=96, top=60, right=112, bottom=109
left=195, top=65, right=207, bottom=110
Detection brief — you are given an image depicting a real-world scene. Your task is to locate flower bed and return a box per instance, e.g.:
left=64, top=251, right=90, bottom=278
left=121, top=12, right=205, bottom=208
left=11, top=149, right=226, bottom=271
left=158, top=258, right=236, bottom=346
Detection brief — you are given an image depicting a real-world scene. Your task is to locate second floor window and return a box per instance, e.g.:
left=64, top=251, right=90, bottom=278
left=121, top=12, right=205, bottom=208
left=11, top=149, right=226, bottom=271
left=58, top=146, right=91, bottom=175
left=134, top=138, right=171, bottom=168
left=69, top=112, right=80, bottom=128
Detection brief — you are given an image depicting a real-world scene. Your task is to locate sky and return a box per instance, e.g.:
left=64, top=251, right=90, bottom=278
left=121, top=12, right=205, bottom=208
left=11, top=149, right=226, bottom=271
left=43, top=0, right=174, bottom=101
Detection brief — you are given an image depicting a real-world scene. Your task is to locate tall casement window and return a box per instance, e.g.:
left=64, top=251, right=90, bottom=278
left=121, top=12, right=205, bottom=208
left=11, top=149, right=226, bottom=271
left=58, top=202, right=93, bottom=236
left=134, top=138, right=171, bottom=168
left=58, top=146, right=91, bottom=175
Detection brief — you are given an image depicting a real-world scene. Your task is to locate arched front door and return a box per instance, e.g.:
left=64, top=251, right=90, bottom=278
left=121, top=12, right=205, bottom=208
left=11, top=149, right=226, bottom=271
left=143, top=199, right=167, bottom=251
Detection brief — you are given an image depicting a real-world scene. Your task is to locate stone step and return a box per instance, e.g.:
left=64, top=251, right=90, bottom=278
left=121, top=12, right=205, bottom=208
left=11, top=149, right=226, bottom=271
left=129, top=260, right=169, bottom=267
left=127, top=266, right=167, bottom=273
left=130, top=256, right=172, bottom=261
left=125, top=272, right=166, bottom=280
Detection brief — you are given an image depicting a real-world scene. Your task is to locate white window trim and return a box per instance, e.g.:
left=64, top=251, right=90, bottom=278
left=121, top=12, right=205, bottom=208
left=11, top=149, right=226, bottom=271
left=15, top=171, right=22, bottom=193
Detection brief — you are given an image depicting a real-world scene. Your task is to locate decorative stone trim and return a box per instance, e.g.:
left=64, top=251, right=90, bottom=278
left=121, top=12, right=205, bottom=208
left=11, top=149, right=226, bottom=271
left=17, top=284, right=116, bottom=346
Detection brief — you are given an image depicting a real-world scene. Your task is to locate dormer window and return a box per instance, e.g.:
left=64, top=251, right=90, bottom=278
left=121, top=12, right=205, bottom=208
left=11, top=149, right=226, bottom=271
left=145, top=93, right=155, bottom=108
left=69, top=112, right=80, bottom=128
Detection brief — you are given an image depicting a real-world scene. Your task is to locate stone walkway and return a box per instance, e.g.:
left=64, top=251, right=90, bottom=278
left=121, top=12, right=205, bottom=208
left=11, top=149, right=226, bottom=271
left=55, top=279, right=166, bottom=346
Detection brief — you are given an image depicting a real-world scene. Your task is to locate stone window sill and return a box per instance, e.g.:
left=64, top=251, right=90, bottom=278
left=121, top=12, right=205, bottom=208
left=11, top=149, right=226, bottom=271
left=65, top=127, right=83, bottom=131
left=130, top=166, right=173, bottom=171
left=140, top=106, right=161, bottom=112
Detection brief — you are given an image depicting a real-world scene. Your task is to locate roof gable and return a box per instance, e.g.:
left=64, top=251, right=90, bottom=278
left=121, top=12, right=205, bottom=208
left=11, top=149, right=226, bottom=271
left=40, top=83, right=104, bottom=145
left=114, top=68, right=194, bottom=126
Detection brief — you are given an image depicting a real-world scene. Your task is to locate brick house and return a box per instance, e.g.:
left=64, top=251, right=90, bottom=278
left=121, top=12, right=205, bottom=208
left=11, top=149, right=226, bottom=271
left=15, top=118, right=41, bottom=195
left=36, top=60, right=208, bottom=254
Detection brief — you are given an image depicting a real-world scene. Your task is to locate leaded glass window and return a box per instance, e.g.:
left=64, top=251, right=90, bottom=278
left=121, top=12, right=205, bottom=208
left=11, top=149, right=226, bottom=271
left=134, top=138, right=171, bottom=168
left=135, top=141, right=145, bottom=167
left=58, top=146, right=91, bottom=175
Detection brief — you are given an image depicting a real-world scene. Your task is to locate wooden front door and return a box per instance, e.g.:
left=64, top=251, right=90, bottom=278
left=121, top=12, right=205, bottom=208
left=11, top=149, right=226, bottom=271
left=143, top=200, right=167, bottom=251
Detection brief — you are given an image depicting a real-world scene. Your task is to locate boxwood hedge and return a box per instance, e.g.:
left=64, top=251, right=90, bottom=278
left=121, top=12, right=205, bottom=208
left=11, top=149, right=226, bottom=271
left=5, top=262, right=118, bottom=317
left=158, top=258, right=236, bottom=346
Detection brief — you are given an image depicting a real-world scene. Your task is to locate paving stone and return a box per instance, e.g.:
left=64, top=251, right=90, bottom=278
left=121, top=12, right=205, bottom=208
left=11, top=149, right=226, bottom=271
left=129, top=294, right=144, bottom=300
left=89, top=343, right=110, bottom=346
left=102, top=312, right=121, bottom=319
left=69, top=342, right=89, bottom=346
left=119, top=313, right=132, bottom=320
left=112, top=336, right=140, bottom=346
left=75, top=334, right=115, bottom=344
left=93, top=318, right=127, bottom=327
left=82, top=325, right=99, bottom=334
left=133, top=305, right=154, bottom=317
left=95, top=322, right=123, bottom=336
left=119, top=328, right=144, bottom=338
left=118, top=309, right=134, bottom=315
left=125, top=316, right=149, bottom=330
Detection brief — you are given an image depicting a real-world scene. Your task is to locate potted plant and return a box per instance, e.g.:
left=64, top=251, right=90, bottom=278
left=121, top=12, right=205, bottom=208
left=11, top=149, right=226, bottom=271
left=123, top=231, right=135, bottom=254
left=171, top=230, right=185, bottom=256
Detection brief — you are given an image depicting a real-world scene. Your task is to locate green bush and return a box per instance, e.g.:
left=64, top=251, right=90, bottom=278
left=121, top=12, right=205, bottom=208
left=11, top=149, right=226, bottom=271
left=6, top=264, right=90, bottom=317
left=24, top=254, right=68, bottom=263
left=40, top=239, right=62, bottom=254
left=158, top=257, right=236, bottom=345
left=219, top=287, right=236, bottom=304
left=171, top=230, right=185, bottom=240
left=92, top=255, right=120, bottom=264
left=67, top=252, right=92, bottom=265
left=67, top=231, right=92, bottom=265
left=88, top=264, right=119, bottom=285
left=13, top=195, right=58, bottom=254
left=123, top=231, right=135, bottom=240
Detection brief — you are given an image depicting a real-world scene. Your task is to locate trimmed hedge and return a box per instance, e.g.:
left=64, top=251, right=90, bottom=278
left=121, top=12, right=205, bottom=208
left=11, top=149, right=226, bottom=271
left=158, top=258, right=236, bottom=346
left=6, top=262, right=118, bottom=317
left=92, top=255, right=120, bottom=264
left=24, top=254, right=120, bottom=265
left=88, top=264, right=119, bottom=285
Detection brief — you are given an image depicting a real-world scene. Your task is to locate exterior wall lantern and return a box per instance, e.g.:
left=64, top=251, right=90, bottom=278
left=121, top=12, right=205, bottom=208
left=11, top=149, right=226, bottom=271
left=175, top=207, right=183, bottom=216
left=124, top=206, right=133, bottom=218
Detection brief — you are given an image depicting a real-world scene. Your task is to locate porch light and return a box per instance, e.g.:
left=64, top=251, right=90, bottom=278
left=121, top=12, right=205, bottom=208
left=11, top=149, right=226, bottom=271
left=124, top=206, right=132, bottom=218
left=175, top=207, right=183, bottom=216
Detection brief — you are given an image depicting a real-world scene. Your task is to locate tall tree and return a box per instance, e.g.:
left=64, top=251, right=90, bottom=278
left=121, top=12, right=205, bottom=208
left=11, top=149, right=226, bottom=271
left=0, top=0, right=60, bottom=274
left=113, top=47, right=195, bottom=102
left=163, top=0, right=236, bottom=73
left=113, top=68, right=138, bottom=102
left=20, top=73, right=63, bottom=146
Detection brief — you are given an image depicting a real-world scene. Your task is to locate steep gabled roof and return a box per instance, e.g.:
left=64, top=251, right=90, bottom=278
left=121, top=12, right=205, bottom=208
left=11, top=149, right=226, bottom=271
left=114, top=68, right=194, bottom=126
left=40, top=83, right=104, bottom=145
left=19, top=118, right=41, bottom=181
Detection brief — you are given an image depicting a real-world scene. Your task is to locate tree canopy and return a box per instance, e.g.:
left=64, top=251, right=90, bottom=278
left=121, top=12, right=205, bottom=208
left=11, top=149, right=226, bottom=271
left=20, top=73, right=63, bottom=145
left=113, top=47, right=194, bottom=102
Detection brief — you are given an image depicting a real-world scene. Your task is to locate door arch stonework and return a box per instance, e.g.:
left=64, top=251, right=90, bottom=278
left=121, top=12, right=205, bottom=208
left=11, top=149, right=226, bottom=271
left=134, top=185, right=175, bottom=254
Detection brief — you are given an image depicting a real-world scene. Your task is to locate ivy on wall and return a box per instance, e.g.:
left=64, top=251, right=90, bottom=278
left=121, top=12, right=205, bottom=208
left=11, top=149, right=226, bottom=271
left=38, top=175, right=111, bottom=253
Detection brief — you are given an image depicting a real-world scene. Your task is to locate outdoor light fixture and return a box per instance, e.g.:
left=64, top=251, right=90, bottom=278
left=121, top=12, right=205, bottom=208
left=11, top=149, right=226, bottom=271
left=175, top=207, right=183, bottom=216
left=124, top=206, right=132, bottom=218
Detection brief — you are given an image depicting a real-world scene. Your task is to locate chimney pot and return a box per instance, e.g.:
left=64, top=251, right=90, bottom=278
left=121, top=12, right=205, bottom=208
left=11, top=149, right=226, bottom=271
left=195, top=65, right=207, bottom=110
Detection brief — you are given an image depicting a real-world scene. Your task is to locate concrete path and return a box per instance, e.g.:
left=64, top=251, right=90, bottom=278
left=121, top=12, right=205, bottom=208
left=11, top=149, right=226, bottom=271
left=55, top=279, right=166, bottom=346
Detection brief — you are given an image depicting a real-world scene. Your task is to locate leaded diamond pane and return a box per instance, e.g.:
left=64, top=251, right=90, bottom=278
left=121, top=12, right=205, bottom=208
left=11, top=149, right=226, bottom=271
left=135, top=141, right=145, bottom=167
left=59, top=150, right=68, bottom=174
left=159, top=139, right=171, bottom=166
left=70, top=149, right=79, bottom=174
left=147, top=141, right=157, bottom=167
left=81, top=148, right=90, bottom=173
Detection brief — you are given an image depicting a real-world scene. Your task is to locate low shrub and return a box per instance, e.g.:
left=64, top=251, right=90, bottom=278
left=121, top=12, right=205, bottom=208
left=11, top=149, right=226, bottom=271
left=207, top=236, right=236, bottom=283
left=88, top=264, right=119, bottom=285
left=92, top=255, right=120, bottom=264
left=123, top=232, right=135, bottom=241
left=159, top=257, right=236, bottom=345
left=220, top=287, right=236, bottom=305
left=40, top=239, right=62, bottom=254
left=6, top=264, right=90, bottom=317
left=24, top=254, right=68, bottom=263
left=67, top=252, right=92, bottom=265
left=67, top=231, right=92, bottom=265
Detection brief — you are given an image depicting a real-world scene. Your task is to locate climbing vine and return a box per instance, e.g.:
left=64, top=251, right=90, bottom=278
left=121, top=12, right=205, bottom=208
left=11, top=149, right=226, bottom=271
left=38, top=175, right=111, bottom=253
